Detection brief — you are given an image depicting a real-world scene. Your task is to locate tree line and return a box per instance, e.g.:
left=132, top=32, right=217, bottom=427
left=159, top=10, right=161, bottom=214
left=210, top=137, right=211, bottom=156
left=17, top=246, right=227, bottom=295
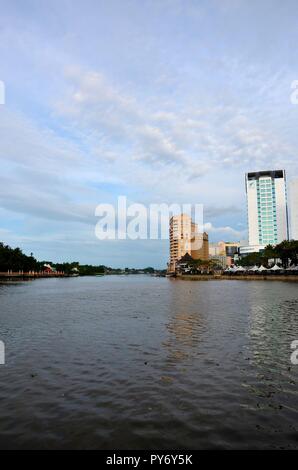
left=0, top=242, right=106, bottom=274
left=0, top=242, right=39, bottom=272
left=0, top=242, right=157, bottom=275
left=237, top=240, right=298, bottom=268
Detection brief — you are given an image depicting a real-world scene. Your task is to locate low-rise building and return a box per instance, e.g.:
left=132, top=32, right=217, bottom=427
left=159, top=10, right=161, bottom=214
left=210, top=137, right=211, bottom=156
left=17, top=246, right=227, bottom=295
left=209, top=255, right=228, bottom=269
left=238, top=244, right=266, bottom=259
left=208, top=241, right=240, bottom=267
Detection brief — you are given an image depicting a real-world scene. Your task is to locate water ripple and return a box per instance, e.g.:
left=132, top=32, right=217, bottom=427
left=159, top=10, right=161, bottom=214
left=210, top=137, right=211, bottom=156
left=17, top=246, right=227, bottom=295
left=0, top=276, right=297, bottom=449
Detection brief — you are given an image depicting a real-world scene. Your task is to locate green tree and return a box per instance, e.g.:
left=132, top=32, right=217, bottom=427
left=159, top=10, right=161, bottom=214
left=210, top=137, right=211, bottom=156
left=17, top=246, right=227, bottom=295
left=0, top=242, right=39, bottom=271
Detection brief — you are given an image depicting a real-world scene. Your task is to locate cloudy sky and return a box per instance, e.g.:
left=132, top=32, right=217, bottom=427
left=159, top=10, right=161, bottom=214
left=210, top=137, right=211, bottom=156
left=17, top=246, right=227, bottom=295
left=1, top=0, right=298, bottom=268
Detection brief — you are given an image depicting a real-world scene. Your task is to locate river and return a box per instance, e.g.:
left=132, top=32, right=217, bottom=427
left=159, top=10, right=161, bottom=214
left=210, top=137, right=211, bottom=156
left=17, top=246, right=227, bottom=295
left=0, top=276, right=297, bottom=449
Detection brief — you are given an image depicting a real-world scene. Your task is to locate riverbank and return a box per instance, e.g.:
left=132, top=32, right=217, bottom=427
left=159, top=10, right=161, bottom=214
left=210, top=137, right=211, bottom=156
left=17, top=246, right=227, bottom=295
left=177, top=274, right=298, bottom=282
left=0, top=272, right=67, bottom=279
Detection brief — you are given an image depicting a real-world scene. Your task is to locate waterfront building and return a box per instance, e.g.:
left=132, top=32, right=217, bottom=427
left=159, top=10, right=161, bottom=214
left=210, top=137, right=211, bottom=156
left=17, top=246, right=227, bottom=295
left=289, top=178, right=298, bottom=240
left=246, top=170, right=289, bottom=247
left=224, top=241, right=240, bottom=257
left=208, top=241, right=240, bottom=266
left=43, top=263, right=55, bottom=273
left=169, top=214, right=209, bottom=272
left=209, top=255, right=228, bottom=269
left=238, top=244, right=266, bottom=259
left=209, top=243, right=221, bottom=257
left=191, top=227, right=209, bottom=261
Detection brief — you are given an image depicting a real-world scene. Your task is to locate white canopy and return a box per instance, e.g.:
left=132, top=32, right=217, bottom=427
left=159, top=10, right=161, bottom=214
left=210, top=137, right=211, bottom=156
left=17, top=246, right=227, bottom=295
left=230, top=266, right=238, bottom=272
left=285, top=265, right=298, bottom=271
left=270, top=264, right=281, bottom=271
left=236, top=265, right=245, bottom=272
left=258, top=265, right=268, bottom=272
left=249, top=265, right=259, bottom=272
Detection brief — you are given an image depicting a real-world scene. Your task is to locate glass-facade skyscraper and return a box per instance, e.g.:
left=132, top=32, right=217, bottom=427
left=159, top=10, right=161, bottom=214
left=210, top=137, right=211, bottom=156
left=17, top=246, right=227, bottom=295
left=246, top=170, right=289, bottom=247
left=289, top=178, right=298, bottom=240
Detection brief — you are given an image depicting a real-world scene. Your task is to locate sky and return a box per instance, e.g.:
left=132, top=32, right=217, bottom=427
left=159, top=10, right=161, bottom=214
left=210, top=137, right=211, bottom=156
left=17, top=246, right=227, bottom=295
left=1, top=0, right=298, bottom=268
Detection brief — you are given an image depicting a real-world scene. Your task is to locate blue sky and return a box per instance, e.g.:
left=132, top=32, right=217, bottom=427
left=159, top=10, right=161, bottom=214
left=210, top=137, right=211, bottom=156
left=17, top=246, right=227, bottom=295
left=1, top=0, right=298, bottom=268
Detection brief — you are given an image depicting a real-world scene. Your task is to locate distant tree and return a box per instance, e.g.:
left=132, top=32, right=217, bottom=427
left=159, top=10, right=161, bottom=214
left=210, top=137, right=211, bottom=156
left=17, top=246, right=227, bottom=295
left=143, top=267, right=155, bottom=273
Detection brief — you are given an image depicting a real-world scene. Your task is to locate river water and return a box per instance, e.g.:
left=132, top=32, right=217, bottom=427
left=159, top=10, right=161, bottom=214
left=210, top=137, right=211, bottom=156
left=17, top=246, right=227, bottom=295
left=0, top=275, right=297, bottom=449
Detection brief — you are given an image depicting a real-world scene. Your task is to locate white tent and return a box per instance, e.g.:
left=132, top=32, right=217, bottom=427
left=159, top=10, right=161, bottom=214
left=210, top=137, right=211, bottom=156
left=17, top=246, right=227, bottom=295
left=258, top=265, right=268, bottom=272
left=249, top=265, right=259, bottom=272
left=270, top=264, right=281, bottom=271
left=236, top=265, right=245, bottom=272
left=285, top=265, right=298, bottom=271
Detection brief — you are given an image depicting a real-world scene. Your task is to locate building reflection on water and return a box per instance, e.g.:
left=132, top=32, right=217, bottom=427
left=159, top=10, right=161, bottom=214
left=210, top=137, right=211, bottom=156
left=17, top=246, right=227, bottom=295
left=248, top=282, right=297, bottom=367
left=242, top=282, right=298, bottom=411
left=163, top=283, right=206, bottom=366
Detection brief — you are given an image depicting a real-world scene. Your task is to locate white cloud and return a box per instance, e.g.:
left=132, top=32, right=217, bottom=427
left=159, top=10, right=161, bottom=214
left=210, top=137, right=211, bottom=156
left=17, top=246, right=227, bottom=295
left=1, top=1, right=298, bottom=265
left=203, top=222, right=246, bottom=240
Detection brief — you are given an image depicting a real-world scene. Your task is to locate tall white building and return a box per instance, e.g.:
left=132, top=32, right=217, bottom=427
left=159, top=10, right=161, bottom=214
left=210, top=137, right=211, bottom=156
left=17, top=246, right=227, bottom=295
left=246, top=170, right=289, bottom=247
left=289, top=178, right=298, bottom=240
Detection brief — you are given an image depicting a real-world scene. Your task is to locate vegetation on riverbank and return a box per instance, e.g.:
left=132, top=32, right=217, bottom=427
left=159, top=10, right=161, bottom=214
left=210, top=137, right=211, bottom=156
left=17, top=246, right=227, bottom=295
left=0, top=242, right=38, bottom=272
left=0, top=242, right=163, bottom=275
left=237, top=240, right=298, bottom=268
left=0, top=242, right=105, bottom=274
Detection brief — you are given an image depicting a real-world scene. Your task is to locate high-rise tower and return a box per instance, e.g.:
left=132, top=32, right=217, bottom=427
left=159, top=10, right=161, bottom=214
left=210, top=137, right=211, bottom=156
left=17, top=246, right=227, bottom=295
left=289, top=178, right=298, bottom=240
left=246, top=170, right=289, bottom=247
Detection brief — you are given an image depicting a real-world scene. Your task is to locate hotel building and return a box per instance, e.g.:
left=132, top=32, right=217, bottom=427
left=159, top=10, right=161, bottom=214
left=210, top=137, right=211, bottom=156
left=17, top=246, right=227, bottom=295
left=169, top=214, right=209, bottom=272
left=245, top=170, right=289, bottom=248
left=289, top=178, right=298, bottom=240
left=209, top=241, right=240, bottom=267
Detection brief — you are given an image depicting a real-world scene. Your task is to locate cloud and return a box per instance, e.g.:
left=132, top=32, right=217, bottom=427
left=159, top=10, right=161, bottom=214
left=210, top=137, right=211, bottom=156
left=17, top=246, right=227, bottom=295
left=203, top=222, right=247, bottom=240
left=54, top=65, right=298, bottom=187
left=1, top=1, right=298, bottom=265
left=135, top=125, right=186, bottom=164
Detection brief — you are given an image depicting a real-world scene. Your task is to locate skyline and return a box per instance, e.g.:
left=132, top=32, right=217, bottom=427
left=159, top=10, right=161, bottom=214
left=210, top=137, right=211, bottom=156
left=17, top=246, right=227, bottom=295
left=1, top=1, right=298, bottom=268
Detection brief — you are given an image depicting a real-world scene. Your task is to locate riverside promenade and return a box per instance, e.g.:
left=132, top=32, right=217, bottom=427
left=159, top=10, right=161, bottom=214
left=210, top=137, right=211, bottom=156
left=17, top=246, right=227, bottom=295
left=177, top=273, right=298, bottom=282
left=0, top=271, right=66, bottom=279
